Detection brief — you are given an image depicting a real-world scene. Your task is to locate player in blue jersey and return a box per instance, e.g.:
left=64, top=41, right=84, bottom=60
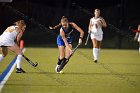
left=50, top=16, right=84, bottom=73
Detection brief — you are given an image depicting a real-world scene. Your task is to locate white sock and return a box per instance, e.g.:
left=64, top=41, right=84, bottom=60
left=0, top=54, right=4, bottom=62
left=139, top=47, right=140, bottom=53
left=16, top=55, right=22, bottom=69
left=93, top=48, right=99, bottom=60
left=96, top=48, right=99, bottom=59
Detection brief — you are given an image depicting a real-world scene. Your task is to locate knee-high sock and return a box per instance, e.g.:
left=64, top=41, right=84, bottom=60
left=16, top=55, right=22, bottom=69
left=93, top=48, right=99, bottom=60
left=59, top=58, right=67, bottom=70
left=0, top=54, right=4, bottom=62
left=57, top=58, right=62, bottom=65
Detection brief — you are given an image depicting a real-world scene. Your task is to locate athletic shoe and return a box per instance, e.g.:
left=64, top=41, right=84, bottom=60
left=94, top=60, right=98, bottom=63
left=55, top=65, right=60, bottom=73
left=16, top=68, right=26, bottom=73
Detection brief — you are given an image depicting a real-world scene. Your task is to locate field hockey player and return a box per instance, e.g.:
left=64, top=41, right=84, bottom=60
left=50, top=16, right=84, bottom=73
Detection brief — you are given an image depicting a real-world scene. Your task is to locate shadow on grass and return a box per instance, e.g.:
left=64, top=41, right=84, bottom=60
left=26, top=71, right=140, bottom=77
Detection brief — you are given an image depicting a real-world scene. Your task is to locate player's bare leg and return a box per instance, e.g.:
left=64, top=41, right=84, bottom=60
left=59, top=44, right=72, bottom=70
left=55, top=46, right=65, bottom=73
left=139, top=42, right=140, bottom=53
left=8, top=44, right=25, bottom=73
left=92, top=38, right=102, bottom=63
left=0, top=47, right=8, bottom=62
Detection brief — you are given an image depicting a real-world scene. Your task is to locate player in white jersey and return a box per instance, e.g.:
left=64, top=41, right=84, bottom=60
left=134, top=24, right=140, bottom=53
left=88, top=9, right=107, bottom=63
left=0, top=20, right=26, bottom=73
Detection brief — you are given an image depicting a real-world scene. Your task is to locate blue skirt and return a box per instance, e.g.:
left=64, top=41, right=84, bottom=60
left=57, top=35, right=72, bottom=46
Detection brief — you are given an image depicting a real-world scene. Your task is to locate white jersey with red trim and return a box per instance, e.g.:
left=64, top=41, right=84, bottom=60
left=0, top=26, right=18, bottom=46
left=91, top=17, right=103, bottom=35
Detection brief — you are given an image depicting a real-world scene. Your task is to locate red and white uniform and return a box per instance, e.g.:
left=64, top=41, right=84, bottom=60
left=0, top=26, right=18, bottom=46
left=138, top=33, right=140, bottom=42
left=90, top=17, right=103, bottom=41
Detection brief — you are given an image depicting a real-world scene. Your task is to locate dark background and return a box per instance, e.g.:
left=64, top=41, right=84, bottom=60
left=0, top=0, right=139, bottom=48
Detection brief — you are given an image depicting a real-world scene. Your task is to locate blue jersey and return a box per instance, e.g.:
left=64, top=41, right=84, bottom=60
left=57, top=24, right=73, bottom=46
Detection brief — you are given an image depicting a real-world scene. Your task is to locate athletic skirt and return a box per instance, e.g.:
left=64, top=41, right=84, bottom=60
left=90, top=33, right=103, bottom=41
left=57, top=35, right=72, bottom=46
left=0, top=37, right=15, bottom=47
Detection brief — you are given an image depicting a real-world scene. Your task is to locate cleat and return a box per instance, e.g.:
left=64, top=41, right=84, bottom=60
left=94, top=60, right=98, bottom=63
left=55, top=65, right=63, bottom=74
left=16, top=68, right=21, bottom=73
left=55, top=65, right=61, bottom=73
left=16, top=68, right=26, bottom=73
left=20, top=68, right=26, bottom=73
left=59, top=71, right=64, bottom=74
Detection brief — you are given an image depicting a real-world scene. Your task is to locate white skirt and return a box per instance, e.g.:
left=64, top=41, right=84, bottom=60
left=0, top=39, right=15, bottom=47
left=90, top=33, right=103, bottom=41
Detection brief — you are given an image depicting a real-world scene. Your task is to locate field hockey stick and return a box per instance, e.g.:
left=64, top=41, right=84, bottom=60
left=68, top=44, right=80, bottom=59
left=22, top=55, right=38, bottom=67
left=59, top=44, right=80, bottom=70
left=85, top=33, right=90, bottom=45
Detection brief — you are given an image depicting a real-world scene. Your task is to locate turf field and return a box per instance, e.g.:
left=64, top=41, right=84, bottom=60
left=0, top=48, right=140, bottom=93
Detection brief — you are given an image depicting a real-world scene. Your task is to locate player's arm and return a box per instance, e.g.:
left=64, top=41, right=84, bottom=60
left=60, top=28, right=72, bottom=51
left=16, top=28, right=23, bottom=45
left=88, top=18, right=92, bottom=33
left=100, top=17, right=107, bottom=28
left=138, top=24, right=140, bottom=31
left=70, top=22, right=84, bottom=45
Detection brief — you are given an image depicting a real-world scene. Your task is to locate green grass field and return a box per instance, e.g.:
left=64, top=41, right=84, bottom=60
left=0, top=48, right=140, bottom=93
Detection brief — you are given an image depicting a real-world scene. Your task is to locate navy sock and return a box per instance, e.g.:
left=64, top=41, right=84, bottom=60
left=57, top=58, right=64, bottom=65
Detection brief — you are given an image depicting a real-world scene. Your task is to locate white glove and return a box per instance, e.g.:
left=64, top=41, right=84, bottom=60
left=78, top=38, right=82, bottom=45
left=49, top=26, right=53, bottom=29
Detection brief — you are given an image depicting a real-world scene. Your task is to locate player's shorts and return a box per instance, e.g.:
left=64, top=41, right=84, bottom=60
left=0, top=38, right=15, bottom=47
left=57, top=35, right=72, bottom=46
left=0, top=41, right=15, bottom=47
left=90, top=33, right=103, bottom=41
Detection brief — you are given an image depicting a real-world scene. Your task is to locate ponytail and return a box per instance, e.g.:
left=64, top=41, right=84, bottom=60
left=49, top=16, right=68, bottom=30
left=49, top=23, right=61, bottom=30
